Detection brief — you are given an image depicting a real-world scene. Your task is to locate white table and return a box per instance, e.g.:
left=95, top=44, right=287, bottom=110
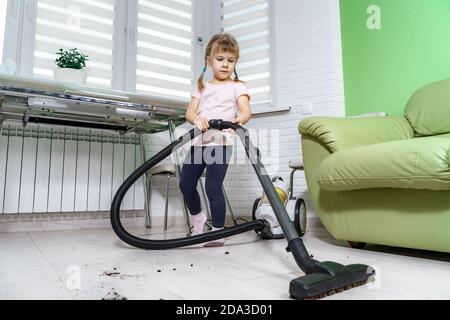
left=0, top=74, right=188, bottom=225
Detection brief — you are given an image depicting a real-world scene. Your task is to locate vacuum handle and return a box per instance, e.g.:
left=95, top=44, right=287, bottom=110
left=208, top=119, right=243, bottom=132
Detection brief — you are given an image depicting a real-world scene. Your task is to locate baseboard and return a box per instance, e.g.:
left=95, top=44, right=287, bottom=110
left=0, top=210, right=322, bottom=233
left=0, top=211, right=139, bottom=233
left=0, top=211, right=251, bottom=233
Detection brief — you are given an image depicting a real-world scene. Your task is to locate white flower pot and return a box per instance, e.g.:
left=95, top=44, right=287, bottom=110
left=53, top=68, right=87, bottom=86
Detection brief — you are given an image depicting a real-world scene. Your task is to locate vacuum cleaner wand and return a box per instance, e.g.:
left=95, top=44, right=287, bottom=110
left=110, top=119, right=375, bottom=299
left=208, top=120, right=375, bottom=299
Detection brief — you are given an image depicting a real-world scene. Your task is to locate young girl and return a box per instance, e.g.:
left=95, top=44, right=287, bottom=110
left=179, top=33, right=251, bottom=247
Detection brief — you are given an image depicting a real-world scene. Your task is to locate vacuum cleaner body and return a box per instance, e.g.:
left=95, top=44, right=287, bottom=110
left=110, top=119, right=375, bottom=299
left=253, top=176, right=307, bottom=239
left=253, top=176, right=289, bottom=239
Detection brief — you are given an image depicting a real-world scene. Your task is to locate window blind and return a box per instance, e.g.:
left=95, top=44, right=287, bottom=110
left=221, top=0, right=271, bottom=107
left=136, top=0, right=193, bottom=100
left=33, top=0, right=115, bottom=87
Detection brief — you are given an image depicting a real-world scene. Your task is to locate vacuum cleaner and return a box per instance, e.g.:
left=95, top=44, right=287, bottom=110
left=252, top=176, right=307, bottom=239
left=110, top=119, right=375, bottom=300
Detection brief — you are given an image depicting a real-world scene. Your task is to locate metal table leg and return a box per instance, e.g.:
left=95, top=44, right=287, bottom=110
left=168, top=119, right=191, bottom=234
left=163, top=173, right=170, bottom=231
left=139, top=133, right=152, bottom=229
left=145, top=175, right=152, bottom=228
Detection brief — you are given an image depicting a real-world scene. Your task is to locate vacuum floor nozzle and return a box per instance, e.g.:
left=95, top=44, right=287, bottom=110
left=289, top=261, right=375, bottom=300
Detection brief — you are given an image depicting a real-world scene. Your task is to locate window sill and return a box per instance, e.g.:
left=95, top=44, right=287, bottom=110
left=251, top=105, right=291, bottom=116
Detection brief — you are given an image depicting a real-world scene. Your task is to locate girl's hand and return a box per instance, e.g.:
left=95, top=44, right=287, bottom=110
left=194, top=116, right=209, bottom=132
left=232, top=116, right=244, bottom=126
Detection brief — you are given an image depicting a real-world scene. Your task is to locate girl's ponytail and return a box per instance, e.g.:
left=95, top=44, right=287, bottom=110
left=197, top=56, right=208, bottom=92
left=234, top=69, right=240, bottom=82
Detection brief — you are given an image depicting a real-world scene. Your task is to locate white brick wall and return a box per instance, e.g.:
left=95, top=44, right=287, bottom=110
left=145, top=0, right=345, bottom=222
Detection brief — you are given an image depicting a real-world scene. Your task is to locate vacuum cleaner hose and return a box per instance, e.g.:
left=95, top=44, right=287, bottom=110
left=110, top=120, right=268, bottom=250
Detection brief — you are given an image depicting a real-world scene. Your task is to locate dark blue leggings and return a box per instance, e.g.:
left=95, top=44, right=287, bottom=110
left=179, top=146, right=233, bottom=228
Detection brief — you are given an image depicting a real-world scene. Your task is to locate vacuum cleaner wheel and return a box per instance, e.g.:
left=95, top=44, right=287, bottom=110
left=294, top=198, right=307, bottom=237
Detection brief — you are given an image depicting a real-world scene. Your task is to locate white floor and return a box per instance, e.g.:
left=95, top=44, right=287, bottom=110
left=1, top=218, right=449, bottom=300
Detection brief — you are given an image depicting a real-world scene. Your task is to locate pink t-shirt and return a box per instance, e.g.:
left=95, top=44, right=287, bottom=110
left=192, top=81, right=250, bottom=146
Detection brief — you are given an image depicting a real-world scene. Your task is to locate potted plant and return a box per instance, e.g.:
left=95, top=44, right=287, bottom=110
left=53, top=48, right=89, bottom=85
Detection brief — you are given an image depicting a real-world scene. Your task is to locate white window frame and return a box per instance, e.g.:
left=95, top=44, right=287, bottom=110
left=267, top=0, right=278, bottom=108
left=253, top=0, right=290, bottom=115
left=17, top=0, right=123, bottom=85
left=2, top=0, right=25, bottom=72
left=2, top=0, right=286, bottom=113
left=113, top=0, right=137, bottom=91
left=1, top=0, right=38, bottom=75
left=192, top=0, right=221, bottom=84
left=3, top=0, right=196, bottom=94
left=216, top=0, right=288, bottom=115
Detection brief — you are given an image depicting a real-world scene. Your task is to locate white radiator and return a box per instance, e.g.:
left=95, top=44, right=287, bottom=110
left=0, top=123, right=145, bottom=214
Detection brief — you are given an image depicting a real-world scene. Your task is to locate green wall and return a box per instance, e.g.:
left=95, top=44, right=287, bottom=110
left=340, top=0, right=450, bottom=116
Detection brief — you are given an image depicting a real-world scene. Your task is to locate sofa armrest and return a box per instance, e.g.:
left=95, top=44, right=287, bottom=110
left=315, top=136, right=450, bottom=191
left=298, top=115, right=414, bottom=153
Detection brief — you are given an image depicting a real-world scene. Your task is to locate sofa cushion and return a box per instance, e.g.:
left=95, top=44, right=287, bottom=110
left=316, top=134, right=450, bottom=191
left=405, top=78, right=450, bottom=136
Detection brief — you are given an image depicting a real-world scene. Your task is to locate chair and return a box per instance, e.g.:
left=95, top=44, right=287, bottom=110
left=142, top=120, right=237, bottom=232
left=288, top=159, right=304, bottom=200
left=144, top=156, right=237, bottom=231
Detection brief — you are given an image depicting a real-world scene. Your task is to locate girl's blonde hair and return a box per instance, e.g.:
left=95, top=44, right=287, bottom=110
left=197, top=33, right=242, bottom=92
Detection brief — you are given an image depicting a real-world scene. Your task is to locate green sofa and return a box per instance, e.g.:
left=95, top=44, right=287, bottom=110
left=299, top=78, right=450, bottom=253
